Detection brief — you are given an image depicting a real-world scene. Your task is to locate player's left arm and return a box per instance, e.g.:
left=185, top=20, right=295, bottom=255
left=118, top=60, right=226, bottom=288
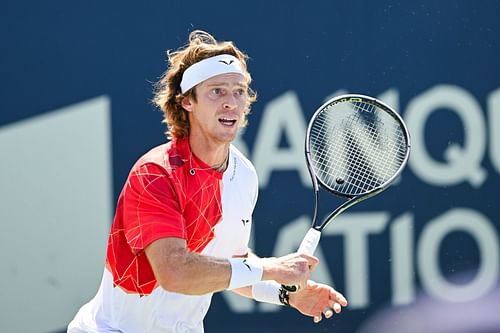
left=231, top=251, right=348, bottom=323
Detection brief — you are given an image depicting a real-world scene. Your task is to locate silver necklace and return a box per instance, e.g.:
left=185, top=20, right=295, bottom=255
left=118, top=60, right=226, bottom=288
left=189, top=152, right=229, bottom=176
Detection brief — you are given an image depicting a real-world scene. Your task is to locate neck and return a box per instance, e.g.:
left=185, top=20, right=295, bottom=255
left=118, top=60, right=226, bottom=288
left=188, top=137, right=230, bottom=168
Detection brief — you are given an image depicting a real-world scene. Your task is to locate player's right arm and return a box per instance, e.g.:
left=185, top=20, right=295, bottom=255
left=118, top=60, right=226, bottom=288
left=145, top=238, right=318, bottom=295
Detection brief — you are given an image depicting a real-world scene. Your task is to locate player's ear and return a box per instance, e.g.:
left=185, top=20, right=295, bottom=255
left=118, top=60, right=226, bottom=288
left=181, top=96, right=194, bottom=112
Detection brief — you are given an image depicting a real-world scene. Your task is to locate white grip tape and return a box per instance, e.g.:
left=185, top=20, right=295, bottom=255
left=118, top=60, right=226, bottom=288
left=298, top=228, right=321, bottom=255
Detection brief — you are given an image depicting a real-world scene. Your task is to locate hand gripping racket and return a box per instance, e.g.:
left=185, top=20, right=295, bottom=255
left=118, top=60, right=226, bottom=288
left=283, top=94, right=411, bottom=292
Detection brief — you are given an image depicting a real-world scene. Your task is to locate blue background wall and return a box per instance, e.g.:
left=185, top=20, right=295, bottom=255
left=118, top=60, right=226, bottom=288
left=1, top=1, right=499, bottom=332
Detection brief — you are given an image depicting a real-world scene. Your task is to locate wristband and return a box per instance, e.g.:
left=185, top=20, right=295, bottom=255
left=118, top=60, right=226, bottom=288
left=251, top=281, right=282, bottom=305
left=227, top=258, right=263, bottom=290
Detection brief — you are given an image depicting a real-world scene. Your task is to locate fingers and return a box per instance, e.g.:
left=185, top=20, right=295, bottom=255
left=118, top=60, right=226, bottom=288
left=313, top=307, right=334, bottom=323
left=262, top=254, right=312, bottom=286
left=299, top=253, right=319, bottom=269
left=289, top=253, right=318, bottom=274
left=332, top=301, right=342, bottom=314
left=275, top=254, right=318, bottom=287
left=329, top=290, right=348, bottom=314
left=313, top=288, right=348, bottom=324
left=333, top=290, right=348, bottom=307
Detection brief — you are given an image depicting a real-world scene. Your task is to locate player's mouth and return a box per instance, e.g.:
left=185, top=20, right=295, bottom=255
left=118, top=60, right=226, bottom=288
left=218, top=117, right=237, bottom=127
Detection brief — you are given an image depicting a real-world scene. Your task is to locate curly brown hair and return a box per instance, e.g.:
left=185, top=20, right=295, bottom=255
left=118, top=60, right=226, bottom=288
left=153, top=30, right=257, bottom=140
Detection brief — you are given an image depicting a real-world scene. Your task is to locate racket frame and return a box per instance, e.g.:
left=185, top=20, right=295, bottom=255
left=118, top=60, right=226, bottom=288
left=283, top=94, right=411, bottom=292
left=305, top=94, right=411, bottom=232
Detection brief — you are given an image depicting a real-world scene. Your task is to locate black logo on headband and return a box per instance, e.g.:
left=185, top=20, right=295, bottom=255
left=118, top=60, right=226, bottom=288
left=218, top=59, right=234, bottom=65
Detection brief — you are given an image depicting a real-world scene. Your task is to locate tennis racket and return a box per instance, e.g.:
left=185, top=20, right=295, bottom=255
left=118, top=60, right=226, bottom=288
left=283, top=94, right=411, bottom=292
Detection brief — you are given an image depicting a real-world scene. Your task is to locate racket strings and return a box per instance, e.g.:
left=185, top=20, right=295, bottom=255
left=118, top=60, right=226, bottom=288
left=314, top=118, right=405, bottom=191
left=311, top=116, right=385, bottom=193
left=309, top=101, right=408, bottom=196
left=342, top=126, right=403, bottom=194
left=342, top=105, right=406, bottom=192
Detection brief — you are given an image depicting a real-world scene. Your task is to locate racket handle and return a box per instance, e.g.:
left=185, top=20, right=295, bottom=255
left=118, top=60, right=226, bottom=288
left=298, top=228, right=321, bottom=255
left=282, top=228, right=322, bottom=293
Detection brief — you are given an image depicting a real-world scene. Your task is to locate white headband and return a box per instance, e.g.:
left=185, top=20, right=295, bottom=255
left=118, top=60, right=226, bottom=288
left=180, top=54, right=245, bottom=94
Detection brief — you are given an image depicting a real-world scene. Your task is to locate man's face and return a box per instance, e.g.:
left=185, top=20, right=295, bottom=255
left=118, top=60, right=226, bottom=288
left=184, top=73, right=248, bottom=145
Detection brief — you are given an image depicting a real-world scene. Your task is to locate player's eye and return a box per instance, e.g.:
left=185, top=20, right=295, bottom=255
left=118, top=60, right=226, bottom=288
left=234, top=88, right=249, bottom=100
left=211, top=88, right=224, bottom=96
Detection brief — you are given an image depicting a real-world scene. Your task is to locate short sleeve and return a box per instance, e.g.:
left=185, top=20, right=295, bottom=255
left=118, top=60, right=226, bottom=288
left=122, top=163, right=186, bottom=254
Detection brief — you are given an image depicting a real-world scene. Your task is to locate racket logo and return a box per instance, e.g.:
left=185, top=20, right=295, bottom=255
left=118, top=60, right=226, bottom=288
left=242, top=259, right=252, bottom=271
left=218, top=59, right=234, bottom=65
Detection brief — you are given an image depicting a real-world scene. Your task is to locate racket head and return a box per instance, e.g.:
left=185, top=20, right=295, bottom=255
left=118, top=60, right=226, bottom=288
left=306, top=94, right=411, bottom=199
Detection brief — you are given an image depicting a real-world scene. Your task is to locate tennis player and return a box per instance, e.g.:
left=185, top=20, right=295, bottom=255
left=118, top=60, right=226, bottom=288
left=68, top=30, right=347, bottom=333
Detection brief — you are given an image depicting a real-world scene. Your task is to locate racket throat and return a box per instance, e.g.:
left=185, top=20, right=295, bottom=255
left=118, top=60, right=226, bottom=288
left=322, top=191, right=382, bottom=229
